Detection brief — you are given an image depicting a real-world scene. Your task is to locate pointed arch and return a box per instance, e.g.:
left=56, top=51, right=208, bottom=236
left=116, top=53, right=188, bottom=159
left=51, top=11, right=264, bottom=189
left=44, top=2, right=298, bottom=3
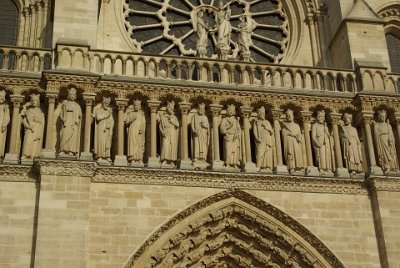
left=124, top=190, right=345, bottom=268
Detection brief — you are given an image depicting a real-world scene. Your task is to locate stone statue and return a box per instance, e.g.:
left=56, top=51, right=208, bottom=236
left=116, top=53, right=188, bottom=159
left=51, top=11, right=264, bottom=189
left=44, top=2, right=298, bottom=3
left=191, top=103, right=210, bottom=167
left=340, top=113, right=363, bottom=174
left=373, top=110, right=399, bottom=173
left=238, top=14, right=256, bottom=61
left=93, top=96, right=114, bottom=163
left=21, top=94, right=45, bottom=161
left=216, top=1, right=232, bottom=59
left=281, top=109, right=304, bottom=174
left=311, top=110, right=333, bottom=174
left=58, top=88, right=82, bottom=157
left=220, top=104, right=241, bottom=169
left=192, top=10, right=208, bottom=58
left=125, top=99, right=146, bottom=165
left=159, top=101, right=179, bottom=167
left=0, top=90, right=10, bottom=161
left=253, top=106, right=274, bottom=172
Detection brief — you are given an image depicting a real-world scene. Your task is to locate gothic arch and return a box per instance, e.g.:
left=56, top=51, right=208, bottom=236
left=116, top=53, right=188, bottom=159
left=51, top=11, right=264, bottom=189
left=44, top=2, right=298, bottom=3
left=124, top=190, right=345, bottom=268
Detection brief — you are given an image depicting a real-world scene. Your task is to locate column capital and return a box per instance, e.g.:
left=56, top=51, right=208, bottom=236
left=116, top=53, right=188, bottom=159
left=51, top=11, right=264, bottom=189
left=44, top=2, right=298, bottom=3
left=179, top=101, right=191, bottom=114
left=394, top=112, right=400, bottom=123
left=115, top=98, right=128, bottom=110
left=147, top=100, right=161, bottom=113
left=210, top=104, right=223, bottom=117
left=271, top=108, right=283, bottom=120
left=240, top=106, right=253, bottom=118
left=83, top=92, right=96, bottom=102
left=9, top=94, right=24, bottom=106
left=300, top=110, right=312, bottom=123
left=357, top=110, right=375, bottom=125
left=330, top=112, right=342, bottom=125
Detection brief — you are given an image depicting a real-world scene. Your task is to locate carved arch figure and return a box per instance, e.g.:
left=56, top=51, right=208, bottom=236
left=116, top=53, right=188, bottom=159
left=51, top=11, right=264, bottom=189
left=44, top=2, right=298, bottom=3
left=124, top=190, right=345, bottom=268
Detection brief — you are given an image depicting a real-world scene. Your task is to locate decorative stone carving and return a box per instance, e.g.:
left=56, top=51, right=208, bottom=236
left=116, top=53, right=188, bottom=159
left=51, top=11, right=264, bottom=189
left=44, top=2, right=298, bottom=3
left=238, top=13, right=256, bottom=61
left=159, top=101, right=179, bottom=168
left=93, top=96, right=114, bottom=164
left=340, top=113, right=363, bottom=175
left=58, top=87, right=82, bottom=158
left=373, top=110, right=399, bottom=174
left=216, top=1, right=232, bottom=59
left=281, top=109, right=304, bottom=174
left=253, top=106, right=274, bottom=172
left=0, top=90, right=10, bottom=161
left=311, top=110, right=334, bottom=174
left=191, top=103, right=210, bottom=169
left=125, top=99, right=146, bottom=166
left=192, top=10, right=208, bottom=58
left=21, top=94, right=45, bottom=163
left=220, top=104, right=241, bottom=169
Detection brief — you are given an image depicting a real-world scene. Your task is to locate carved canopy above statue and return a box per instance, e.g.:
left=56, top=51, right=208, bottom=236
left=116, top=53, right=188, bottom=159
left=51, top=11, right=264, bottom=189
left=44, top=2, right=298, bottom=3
left=124, top=190, right=345, bottom=268
left=124, top=0, right=289, bottom=63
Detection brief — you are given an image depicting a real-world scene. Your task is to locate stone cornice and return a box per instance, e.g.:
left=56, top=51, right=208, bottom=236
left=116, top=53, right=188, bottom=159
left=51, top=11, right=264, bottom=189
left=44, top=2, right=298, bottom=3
left=33, top=159, right=97, bottom=177
left=367, top=176, right=400, bottom=192
left=0, top=165, right=37, bottom=182
left=94, top=166, right=368, bottom=194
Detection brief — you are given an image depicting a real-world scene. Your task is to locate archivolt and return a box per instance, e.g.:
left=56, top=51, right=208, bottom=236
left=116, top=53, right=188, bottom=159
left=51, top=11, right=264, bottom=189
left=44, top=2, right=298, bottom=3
left=124, top=190, right=345, bottom=268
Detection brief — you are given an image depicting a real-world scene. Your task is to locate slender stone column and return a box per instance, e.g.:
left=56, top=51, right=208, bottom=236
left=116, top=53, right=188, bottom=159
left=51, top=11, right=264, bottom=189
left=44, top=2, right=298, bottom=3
left=301, top=111, right=319, bottom=175
left=393, top=112, right=400, bottom=169
left=80, top=93, right=96, bottom=160
left=271, top=109, right=287, bottom=174
left=41, top=92, right=58, bottom=158
left=210, top=104, right=224, bottom=170
left=4, top=95, right=24, bottom=164
left=147, top=100, right=161, bottom=168
left=331, top=113, right=350, bottom=178
left=114, top=98, right=128, bottom=166
left=179, top=102, right=192, bottom=169
left=241, top=106, right=257, bottom=172
left=306, top=15, right=320, bottom=66
left=361, top=111, right=383, bottom=175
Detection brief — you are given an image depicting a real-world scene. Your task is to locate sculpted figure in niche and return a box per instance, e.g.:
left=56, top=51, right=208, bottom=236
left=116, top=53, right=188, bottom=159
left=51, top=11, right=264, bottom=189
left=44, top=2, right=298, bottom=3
left=220, top=104, right=241, bottom=169
left=281, top=109, right=304, bottom=174
left=216, top=1, right=232, bottom=59
left=159, top=101, right=179, bottom=167
left=125, top=99, right=146, bottom=165
left=238, top=14, right=256, bottom=61
left=340, top=113, right=363, bottom=175
left=253, top=106, right=274, bottom=172
left=0, top=90, right=10, bottom=161
left=93, top=96, right=114, bottom=163
left=311, top=110, right=333, bottom=174
left=191, top=103, right=210, bottom=167
left=373, top=110, right=399, bottom=173
left=192, top=10, right=208, bottom=58
left=58, top=88, right=82, bottom=157
left=21, top=94, right=45, bottom=161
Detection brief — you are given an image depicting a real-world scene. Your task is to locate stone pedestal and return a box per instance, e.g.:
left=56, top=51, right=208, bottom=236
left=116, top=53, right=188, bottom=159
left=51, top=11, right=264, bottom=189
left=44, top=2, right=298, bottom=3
left=369, top=165, right=384, bottom=176
left=114, top=155, right=128, bottom=166
left=80, top=151, right=93, bottom=161
left=335, top=167, right=351, bottom=178
left=212, top=160, right=225, bottom=171
left=179, top=159, right=194, bottom=170
left=306, top=166, right=320, bottom=176
left=147, top=157, right=161, bottom=168
left=3, top=153, right=20, bottom=164
left=40, top=148, right=56, bottom=159
left=274, top=165, right=288, bottom=174
left=244, top=162, right=258, bottom=173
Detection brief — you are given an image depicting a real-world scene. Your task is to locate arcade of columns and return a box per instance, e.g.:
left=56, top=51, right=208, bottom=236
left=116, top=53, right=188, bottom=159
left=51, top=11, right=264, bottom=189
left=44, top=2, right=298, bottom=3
left=0, top=75, right=400, bottom=179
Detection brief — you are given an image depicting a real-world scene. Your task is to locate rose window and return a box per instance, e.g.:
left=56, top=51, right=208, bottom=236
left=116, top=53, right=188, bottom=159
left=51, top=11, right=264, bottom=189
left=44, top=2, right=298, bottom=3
left=124, top=0, right=289, bottom=63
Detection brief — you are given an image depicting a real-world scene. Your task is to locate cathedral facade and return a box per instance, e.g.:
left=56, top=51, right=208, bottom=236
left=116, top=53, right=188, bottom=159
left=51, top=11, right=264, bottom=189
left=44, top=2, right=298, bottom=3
left=0, top=0, right=400, bottom=267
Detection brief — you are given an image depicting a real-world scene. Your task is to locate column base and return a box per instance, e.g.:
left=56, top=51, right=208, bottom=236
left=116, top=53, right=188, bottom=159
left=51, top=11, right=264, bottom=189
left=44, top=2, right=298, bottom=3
left=114, top=155, right=128, bottom=166
left=368, top=165, right=384, bottom=176
left=192, top=160, right=211, bottom=170
left=274, top=165, right=288, bottom=174
left=40, top=149, right=56, bottom=159
left=180, top=159, right=194, bottom=170
left=97, top=158, right=112, bottom=166
left=212, top=160, right=225, bottom=171
left=21, top=158, right=34, bottom=165
left=147, top=157, right=161, bottom=168
left=244, top=162, right=258, bottom=173
left=3, top=153, right=20, bottom=164
left=80, top=151, right=93, bottom=161
left=335, top=167, right=351, bottom=178
left=306, top=166, right=320, bottom=176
